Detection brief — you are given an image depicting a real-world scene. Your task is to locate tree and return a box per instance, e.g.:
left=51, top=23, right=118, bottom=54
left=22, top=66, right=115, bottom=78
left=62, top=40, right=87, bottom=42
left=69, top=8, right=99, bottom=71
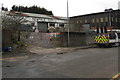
left=11, top=5, right=53, bottom=15
left=2, top=14, right=27, bottom=31
left=2, top=7, right=8, bottom=11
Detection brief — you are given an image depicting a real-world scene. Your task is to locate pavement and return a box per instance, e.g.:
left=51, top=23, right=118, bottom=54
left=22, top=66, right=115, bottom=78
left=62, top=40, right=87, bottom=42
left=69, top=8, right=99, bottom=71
left=2, top=45, right=96, bottom=59
left=27, top=45, right=96, bottom=55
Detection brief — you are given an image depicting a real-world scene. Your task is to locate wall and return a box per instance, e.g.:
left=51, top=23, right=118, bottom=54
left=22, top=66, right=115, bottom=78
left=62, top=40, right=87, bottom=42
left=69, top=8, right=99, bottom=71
left=21, top=32, right=55, bottom=48
left=2, top=30, right=95, bottom=50
left=21, top=32, right=95, bottom=48
left=61, top=32, right=86, bottom=47
left=2, top=30, right=13, bottom=50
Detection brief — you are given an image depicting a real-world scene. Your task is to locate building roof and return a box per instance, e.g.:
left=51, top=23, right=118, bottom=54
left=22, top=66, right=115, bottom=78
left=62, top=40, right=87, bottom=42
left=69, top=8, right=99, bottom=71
left=6, top=11, right=67, bottom=20
left=70, top=9, right=120, bottom=18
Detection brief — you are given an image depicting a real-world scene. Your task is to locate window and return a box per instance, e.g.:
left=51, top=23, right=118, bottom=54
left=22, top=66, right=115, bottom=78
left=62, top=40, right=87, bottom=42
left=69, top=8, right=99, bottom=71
left=77, top=21, right=79, bottom=24
left=105, top=17, right=108, bottom=22
left=109, top=33, right=116, bottom=39
left=115, top=18, right=118, bottom=22
left=59, top=24, right=64, bottom=27
left=80, top=20, right=82, bottom=24
left=92, top=19, right=95, bottom=23
left=100, top=18, right=103, bottom=22
left=50, top=23, right=55, bottom=26
left=96, top=18, right=99, bottom=22
left=112, top=17, right=114, bottom=22
left=85, top=19, right=88, bottom=23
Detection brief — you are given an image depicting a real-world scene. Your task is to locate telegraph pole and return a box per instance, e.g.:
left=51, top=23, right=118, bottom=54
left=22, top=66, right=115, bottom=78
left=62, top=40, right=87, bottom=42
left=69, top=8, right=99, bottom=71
left=67, top=0, right=70, bottom=47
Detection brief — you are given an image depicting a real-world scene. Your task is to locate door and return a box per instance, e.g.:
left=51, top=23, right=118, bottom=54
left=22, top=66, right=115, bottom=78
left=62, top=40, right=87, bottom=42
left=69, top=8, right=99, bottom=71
left=38, top=22, right=48, bottom=32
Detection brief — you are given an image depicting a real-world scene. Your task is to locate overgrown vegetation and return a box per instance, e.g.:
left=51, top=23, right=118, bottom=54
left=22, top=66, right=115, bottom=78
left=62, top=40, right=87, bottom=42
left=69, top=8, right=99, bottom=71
left=2, top=12, right=29, bottom=51
left=2, top=4, right=54, bottom=51
left=11, top=5, right=53, bottom=15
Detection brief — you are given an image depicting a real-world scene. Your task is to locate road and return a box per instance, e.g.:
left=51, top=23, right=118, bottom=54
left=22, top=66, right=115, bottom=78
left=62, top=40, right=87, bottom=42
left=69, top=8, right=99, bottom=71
left=2, top=47, right=119, bottom=78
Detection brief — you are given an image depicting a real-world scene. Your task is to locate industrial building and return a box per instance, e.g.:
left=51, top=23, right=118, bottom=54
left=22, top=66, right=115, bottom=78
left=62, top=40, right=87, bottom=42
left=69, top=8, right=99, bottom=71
left=5, top=11, right=67, bottom=32
left=70, top=9, right=120, bottom=32
left=2, top=9, right=120, bottom=48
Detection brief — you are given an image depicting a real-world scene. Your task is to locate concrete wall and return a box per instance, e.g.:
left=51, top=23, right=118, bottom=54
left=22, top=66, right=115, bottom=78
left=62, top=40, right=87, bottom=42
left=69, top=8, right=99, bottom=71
left=2, top=31, right=95, bottom=50
left=21, top=32, right=55, bottom=48
left=21, top=32, right=94, bottom=48
left=60, top=32, right=86, bottom=47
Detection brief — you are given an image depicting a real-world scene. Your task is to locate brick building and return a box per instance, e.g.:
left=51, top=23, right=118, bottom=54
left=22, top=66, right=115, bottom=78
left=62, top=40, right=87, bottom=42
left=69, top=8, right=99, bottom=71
left=70, top=9, right=120, bottom=33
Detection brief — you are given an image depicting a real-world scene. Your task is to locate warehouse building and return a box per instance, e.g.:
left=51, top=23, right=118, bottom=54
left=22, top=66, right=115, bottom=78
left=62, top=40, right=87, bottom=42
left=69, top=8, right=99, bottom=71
left=70, top=9, right=120, bottom=33
left=5, top=11, right=67, bottom=32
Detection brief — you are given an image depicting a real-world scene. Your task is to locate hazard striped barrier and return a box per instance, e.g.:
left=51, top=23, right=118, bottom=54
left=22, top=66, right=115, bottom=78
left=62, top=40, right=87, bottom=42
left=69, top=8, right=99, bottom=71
left=94, top=36, right=109, bottom=43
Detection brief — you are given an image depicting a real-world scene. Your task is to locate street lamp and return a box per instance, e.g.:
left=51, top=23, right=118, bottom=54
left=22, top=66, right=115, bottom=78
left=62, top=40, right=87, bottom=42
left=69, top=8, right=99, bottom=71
left=67, top=0, right=70, bottom=47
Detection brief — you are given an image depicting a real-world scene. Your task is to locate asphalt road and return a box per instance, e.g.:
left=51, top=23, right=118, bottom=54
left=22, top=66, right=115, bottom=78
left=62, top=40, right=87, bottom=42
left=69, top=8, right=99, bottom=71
left=2, top=47, right=119, bottom=78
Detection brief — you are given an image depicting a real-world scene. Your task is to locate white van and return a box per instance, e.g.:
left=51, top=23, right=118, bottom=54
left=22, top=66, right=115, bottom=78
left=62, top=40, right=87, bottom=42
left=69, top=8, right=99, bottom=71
left=108, top=32, right=120, bottom=45
left=94, top=32, right=120, bottom=47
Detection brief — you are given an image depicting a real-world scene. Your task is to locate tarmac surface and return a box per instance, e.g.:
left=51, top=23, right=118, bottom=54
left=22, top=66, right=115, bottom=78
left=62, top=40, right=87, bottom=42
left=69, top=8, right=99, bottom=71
left=1, top=46, right=119, bottom=78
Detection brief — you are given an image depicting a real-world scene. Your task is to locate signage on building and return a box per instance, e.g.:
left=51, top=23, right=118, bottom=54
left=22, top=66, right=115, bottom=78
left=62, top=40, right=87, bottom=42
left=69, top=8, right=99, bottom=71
left=50, top=33, right=61, bottom=38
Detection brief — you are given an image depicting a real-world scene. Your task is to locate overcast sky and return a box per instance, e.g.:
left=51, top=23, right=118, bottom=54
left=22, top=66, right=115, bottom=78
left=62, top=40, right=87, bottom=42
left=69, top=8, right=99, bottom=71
left=1, top=0, right=120, bottom=17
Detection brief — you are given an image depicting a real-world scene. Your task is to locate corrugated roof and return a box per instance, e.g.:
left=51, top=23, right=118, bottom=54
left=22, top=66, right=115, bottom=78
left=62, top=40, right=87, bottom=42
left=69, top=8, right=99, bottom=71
left=24, top=12, right=53, bottom=19
left=6, top=11, right=67, bottom=20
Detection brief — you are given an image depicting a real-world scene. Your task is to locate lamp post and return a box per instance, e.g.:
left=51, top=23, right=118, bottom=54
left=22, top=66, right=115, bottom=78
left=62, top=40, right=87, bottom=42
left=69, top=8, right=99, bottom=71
left=67, top=0, right=70, bottom=47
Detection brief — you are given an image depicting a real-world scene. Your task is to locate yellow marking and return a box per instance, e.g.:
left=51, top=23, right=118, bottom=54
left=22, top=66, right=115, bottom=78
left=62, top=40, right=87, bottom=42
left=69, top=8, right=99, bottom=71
left=94, top=36, right=109, bottom=43
left=111, top=73, right=120, bottom=80
left=0, top=56, right=28, bottom=61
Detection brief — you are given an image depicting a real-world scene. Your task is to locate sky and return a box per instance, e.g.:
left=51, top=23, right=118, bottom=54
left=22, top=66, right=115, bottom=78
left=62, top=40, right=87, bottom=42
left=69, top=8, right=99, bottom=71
left=1, top=0, right=120, bottom=17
